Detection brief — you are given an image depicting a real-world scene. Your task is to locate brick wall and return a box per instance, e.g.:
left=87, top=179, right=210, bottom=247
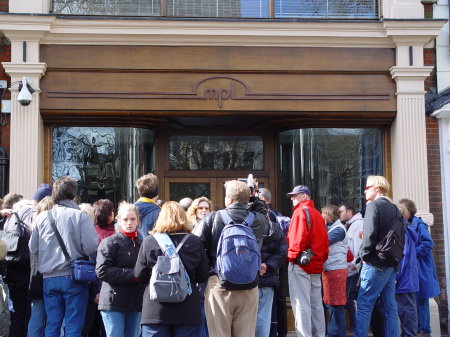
left=426, top=115, right=448, bottom=328
left=424, top=45, right=448, bottom=330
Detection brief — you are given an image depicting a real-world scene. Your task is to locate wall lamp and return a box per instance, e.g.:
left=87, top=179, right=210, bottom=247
left=11, top=77, right=35, bottom=106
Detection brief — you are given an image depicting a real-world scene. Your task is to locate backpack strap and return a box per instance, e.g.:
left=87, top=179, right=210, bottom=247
left=153, top=233, right=190, bottom=258
left=47, top=209, right=72, bottom=264
left=219, top=209, right=255, bottom=227
left=302, top=207, right=311, bottom=230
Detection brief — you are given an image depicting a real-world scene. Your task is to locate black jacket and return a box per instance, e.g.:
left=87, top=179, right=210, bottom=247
left=134, top=232, right=209, bottom=325
left=96, top=232, right=144, bottom=312
left=194, top=202, right=270, bottom=275
left=359, top=197, right=402, bottom=268
left=258, top=221, right=287, bottom=288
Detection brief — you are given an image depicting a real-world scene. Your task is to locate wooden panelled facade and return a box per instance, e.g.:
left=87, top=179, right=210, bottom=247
left=40, top=45, right=396, bottom=207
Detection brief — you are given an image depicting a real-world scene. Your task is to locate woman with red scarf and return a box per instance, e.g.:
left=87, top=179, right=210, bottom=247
left=96, top=202, right=145, bottom=337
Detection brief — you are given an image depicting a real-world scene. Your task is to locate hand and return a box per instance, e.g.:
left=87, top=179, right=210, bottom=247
left=0, top=209, right=12, bottom=218
left=348, top=264, right=357, bottom=271
left=94, top=293, right=100, bottom=305
left=260, top=263, right=267, bottom=276
left=358, top=230, right=363, bottom=239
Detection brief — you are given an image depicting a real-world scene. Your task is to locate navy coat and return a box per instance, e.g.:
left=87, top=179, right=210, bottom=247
left=410, top=216, right=440, bottom=299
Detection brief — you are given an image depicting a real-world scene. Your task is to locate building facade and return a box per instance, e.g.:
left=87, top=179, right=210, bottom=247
left=0, top=0, right=447, bottom=330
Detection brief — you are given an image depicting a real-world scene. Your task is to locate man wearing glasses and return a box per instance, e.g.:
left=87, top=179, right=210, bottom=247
left=355, top=175, right=401, bottom=337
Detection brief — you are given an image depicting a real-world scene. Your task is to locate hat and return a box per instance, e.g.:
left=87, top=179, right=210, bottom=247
left=32, top=184, right=52, bottom=202
left=0, top=239, right=6, bottom=261
left=286, top=185, right=311, bottom=197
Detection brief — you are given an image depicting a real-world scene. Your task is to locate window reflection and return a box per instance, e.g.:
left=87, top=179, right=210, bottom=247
left=52, top=127, right=155, bottom=204
left=279, top=128, right=383, bottom=215
left=169, top=183, right=211, bottom=202
left=169, top=135, right=263, bottom=171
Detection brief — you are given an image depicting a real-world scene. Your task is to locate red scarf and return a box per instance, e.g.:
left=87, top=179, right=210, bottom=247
left=121, top=230, right=138, bottom=241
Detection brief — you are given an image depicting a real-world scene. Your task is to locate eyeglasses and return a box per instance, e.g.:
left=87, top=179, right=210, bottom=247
left=198, top=207, right=210, bottom=210
left=364, top=185, right=374, bottom=191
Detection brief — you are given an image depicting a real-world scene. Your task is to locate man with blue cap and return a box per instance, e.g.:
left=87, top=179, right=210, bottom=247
left=286, top=185, right=329, bottom=337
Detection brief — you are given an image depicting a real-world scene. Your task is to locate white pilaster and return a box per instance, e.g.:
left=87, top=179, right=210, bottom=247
left=382, top=0, right=424, bottom=18
left=9, top=0, right=50, bottom=14
left=390, top=67, right=432, bottom=214
left=2, top=61, right=46, bottom=198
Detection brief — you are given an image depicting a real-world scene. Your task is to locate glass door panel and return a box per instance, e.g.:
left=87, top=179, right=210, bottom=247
left=164, top=178, right=217, bottom=205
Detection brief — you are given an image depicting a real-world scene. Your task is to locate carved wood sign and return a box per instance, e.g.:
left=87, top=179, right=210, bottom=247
left=47, top=75, right=390, bottom=109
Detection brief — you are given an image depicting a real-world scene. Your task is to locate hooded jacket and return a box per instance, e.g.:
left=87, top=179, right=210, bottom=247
left=135, top=199, right=160, bottom=239
left=410, top=216, right=440, bottom=299
left=287, top=200, right=329, bottom=274
left=396, top=224, right=419, bottom=294
left=345, top=212, right=364, bottom=276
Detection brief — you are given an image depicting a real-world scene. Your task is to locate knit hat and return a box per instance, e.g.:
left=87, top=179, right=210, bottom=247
left=32, top=184, right=52, bottom=202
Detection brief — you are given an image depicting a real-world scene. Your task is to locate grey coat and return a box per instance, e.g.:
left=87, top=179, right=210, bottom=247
left=29, top=200, right=98, bottom=278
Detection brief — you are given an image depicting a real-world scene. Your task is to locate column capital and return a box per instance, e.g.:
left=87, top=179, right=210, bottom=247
left=2, top=62, right=47, bottom=86
left=390, top=66, right=433, bottom=94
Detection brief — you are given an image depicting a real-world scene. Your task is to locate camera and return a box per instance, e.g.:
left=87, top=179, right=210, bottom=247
left=297, top=249, right=313, bottom=265
left=17, top=78, right=34, bottom=106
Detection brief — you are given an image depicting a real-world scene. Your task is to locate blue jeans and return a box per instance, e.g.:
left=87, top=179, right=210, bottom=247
left=100, top=311, right=141, bottom=337
left=28, top=299, right=46, bottom=337
left=325, top=305, right=346, bottom=337
left=417, top=297, right=431, bottom=333
left=141, top=323, right=201, bottom=337
left=256, top=287, right=275, bottom=337
left=43, top=275, right=88, bottom=337
left=345, top=273, right=359, bottom=332
left=355, top=263, right=398, bottom=337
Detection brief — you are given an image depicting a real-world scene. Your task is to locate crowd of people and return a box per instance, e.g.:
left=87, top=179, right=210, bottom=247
left=0, top=173, right=441, bottom=337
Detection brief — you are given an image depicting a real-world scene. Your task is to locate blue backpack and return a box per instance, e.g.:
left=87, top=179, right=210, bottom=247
left=215, top=210, right=261, bottom=290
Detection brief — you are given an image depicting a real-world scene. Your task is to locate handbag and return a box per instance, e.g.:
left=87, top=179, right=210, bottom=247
left=47, top=210, right=96, bottom=282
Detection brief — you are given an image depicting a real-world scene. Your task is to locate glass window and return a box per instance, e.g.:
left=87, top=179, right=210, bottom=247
left=278, top=128, right=383, bottom=215
left=52, top=127, right=155, bottom=204
left=169, top=183, right=211, bottom=201
left=169, top=135, right=263, bottom=170
left=52, top=0, right=377, bottom=18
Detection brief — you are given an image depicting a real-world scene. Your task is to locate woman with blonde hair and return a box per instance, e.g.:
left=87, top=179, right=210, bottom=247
left=186, top=197, right=213, bottom=228
left=135, top=201, right=209, bottom=337
left=96, top=201, right=144, bottom=337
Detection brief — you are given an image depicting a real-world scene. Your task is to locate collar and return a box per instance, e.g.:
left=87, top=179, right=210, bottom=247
left=137, top=197, right=161, bottom=208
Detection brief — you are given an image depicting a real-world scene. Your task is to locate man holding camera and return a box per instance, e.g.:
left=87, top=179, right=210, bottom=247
left=194, top=180, right=269, bottom=337
left=286, top=185, right=328, bottom=337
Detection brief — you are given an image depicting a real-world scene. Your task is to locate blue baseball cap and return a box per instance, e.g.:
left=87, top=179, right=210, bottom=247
left=286, top=185, right=311, bottom=197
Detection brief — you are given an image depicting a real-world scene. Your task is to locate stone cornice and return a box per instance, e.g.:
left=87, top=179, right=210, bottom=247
left=432, top=103, right=450, bottom=119
left=390, top=66, right=434, bottom=79
left=0, top=14, right=446, bottom=47
left=1, top=62, right=47, bottom=86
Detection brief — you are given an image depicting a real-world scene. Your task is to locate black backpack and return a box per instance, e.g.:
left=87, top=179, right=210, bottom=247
left=375, top=206, right=405, bottom=267
left=3, top=212, right=31, bottom=265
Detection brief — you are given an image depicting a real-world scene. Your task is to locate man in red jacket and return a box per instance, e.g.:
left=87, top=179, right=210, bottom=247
left=286, top=185, right=329, bottom=337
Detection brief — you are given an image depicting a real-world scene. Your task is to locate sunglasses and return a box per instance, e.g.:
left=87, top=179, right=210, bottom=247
left=364, top=185, right=374, bottom=191
left=198, top=207, right=210, bottom=210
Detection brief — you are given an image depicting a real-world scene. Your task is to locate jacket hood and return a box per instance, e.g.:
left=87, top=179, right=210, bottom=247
left=135, top=200, right=160, bottom=217
left=410, top=216, right=426, bottom=230
left=346, top=212, right=363, bottom=226
left=58, top=199, right=80, bottom=210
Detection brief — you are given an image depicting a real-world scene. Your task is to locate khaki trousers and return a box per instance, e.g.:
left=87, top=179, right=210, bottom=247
left=205, top=275, right=258, bottom=337
left=288, top=262, right=325, bottom=337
